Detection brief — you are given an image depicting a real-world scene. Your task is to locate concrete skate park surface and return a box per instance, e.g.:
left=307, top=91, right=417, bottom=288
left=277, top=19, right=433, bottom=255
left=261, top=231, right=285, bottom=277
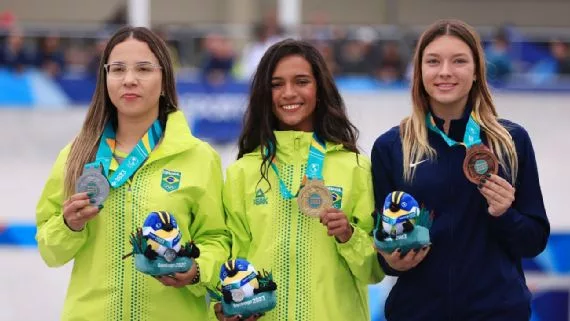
left=0, top=91, right=568, bottom=320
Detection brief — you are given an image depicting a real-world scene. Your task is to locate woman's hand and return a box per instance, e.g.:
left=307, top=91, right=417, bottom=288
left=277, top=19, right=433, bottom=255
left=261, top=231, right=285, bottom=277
left=478, top=174, right=515, bottom=217
left=376, top=246, right=431, bottom=272
left=156, top=261, right=198, bottom=288
left=63, top=192, right=102, bottom=231
left=320, top=208, right=353, bottom=243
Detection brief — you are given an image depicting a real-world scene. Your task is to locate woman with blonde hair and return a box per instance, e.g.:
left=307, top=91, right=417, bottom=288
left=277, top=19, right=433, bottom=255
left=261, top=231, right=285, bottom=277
left=371, top=19, right=549, bottom=320
left=36, top=26, right=229, bottom=321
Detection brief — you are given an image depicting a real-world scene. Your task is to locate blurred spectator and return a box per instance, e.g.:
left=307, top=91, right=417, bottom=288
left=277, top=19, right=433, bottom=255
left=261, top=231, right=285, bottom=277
left=201, top=33, right=236, bottom=86
left=238, top=10, right=284, bottom=80
left=106, top=4, right=128, bottom=26
left=530, top=39, right=570, bottom=84
left=34, top=34, right=66, bottom=78
left=261, top=9, right=284, bottom=40
left=240, top=22, right=283, bottom=80
left=336, top=27, right=376, bottom=75
left=303, top=11, right=334, bottom=43
left=374, top=40, right=405, bottom=84
left=154, top=26, right=181, bottom=72
left=304, top=11, right=338, bottom=74
left=0, top=28, right=31, bottom=73
left=485, top=30, right=513, bottom=83
left=64, top=45, right=90, bottom=74
left=550, top=40, right=570, bottom=76
left=315, top=41, right=339, bottom=75
left=87, top=36, right=108, bottom=77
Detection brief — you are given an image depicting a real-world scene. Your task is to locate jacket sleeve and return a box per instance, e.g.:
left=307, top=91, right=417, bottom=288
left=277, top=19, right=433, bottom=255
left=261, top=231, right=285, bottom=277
left=222, top=165, right=252, bottom=259
left=371, top=136, right=404, bottom=276
left=335, top=156, right=385, bottom=284
left=36, top=145, right=89, bottom=267
left=488, top=126, right=550, bottom=258
left=188, top=145, right=231, bottom=296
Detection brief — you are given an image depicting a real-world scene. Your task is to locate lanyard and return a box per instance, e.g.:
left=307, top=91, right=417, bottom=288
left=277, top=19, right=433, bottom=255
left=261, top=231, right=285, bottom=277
left=267, top=133, right=326, bottom=200
left=425, top=111, right=482, bottom=148
left=85, top=120, right=163, bottom=188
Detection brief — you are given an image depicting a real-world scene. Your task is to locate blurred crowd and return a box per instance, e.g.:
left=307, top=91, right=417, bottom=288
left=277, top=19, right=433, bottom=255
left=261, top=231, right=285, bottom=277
left=1, top=9, right=569, bottom=86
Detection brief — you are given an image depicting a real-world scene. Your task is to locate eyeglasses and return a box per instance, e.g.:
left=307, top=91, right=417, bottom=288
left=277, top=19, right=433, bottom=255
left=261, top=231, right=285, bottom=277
left=104, top=62, right=162, bottom=80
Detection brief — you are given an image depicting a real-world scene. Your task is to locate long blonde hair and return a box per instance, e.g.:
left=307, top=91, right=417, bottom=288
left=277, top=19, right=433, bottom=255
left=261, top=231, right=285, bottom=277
left=63, top=26, right=179, bottom=196
left=402, top=19, right=518, bottom=184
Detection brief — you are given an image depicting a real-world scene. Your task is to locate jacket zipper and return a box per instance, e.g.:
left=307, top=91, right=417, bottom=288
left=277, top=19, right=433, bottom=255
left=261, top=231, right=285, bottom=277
left=447, top=146, right=455, bottom=321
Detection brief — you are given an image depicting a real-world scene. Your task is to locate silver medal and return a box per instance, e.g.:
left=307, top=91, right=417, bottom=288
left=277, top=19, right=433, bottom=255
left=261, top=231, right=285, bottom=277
left=76, top=167, right=110, bottom=206
left=163, top=248, right=177, bottom=263
left=231, top=289, right=245, bottom=302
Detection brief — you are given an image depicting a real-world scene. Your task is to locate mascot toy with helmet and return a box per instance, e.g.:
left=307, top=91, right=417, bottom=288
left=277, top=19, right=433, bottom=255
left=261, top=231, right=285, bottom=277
left=208, top=258, right=277, bottom=318
left=373, top=191, right=432, bottom=255
left=123, top=211, right=200, bottom=276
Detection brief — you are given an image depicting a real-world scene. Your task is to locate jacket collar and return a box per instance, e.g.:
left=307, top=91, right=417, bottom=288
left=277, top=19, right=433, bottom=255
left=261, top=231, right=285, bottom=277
left=247, top=130, right=345, bottom=161
left=147, top=110, right=200, bottom=162
left=429, top=99, right=473, bottom=143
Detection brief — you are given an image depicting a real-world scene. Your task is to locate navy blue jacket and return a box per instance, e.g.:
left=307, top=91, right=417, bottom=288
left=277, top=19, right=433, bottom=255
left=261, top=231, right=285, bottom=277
left=371, top=108, right=549, bottom=321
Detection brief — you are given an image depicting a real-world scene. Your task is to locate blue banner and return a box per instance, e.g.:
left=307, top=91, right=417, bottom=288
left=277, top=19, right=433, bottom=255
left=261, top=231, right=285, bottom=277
left=178, top=80, right=248, bottom=143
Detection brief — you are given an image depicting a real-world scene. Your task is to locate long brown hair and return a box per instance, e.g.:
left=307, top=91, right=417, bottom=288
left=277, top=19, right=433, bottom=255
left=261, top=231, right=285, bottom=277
left=237, top=39, right=359, bottom=188
left=63, top=26, right=178, bottom=196
left=402, top=19, right=518, bottom=183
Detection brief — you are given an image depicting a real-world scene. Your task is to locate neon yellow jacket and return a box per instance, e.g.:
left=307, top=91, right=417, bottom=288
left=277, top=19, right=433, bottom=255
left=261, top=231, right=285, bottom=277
left=36, top=111, right=230, bottom=321
left=222, top=131, right=384, bottom=321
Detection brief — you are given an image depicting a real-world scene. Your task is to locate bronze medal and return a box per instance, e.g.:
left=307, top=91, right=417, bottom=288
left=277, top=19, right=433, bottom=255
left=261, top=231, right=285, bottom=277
left=297, top=179, right=332, bottom=218
left=463, top=144, right=499, bottom=184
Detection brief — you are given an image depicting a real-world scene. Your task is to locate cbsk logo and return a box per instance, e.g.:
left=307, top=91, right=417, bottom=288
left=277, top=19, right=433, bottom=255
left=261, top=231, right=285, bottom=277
left=253, top=189, right=268, bottom=205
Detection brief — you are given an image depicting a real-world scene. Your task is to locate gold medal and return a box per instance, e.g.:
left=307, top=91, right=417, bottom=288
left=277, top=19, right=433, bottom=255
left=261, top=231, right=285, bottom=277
left=463, top=144, right=499, bottom=184
left=297, top=179, right=332, bottom=218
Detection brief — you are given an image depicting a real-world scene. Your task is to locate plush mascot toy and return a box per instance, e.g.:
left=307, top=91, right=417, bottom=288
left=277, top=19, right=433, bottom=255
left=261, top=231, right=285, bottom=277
left=373, top=191, right=432, bottom=255
left=123, top=211, right=199, bottom=276
left=209, top=258, right=277, bottom=318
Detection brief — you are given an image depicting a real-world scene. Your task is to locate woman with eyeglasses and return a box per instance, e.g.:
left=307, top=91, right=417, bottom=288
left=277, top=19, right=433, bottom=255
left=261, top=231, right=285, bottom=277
left=35, top=26, right=230, bottom=321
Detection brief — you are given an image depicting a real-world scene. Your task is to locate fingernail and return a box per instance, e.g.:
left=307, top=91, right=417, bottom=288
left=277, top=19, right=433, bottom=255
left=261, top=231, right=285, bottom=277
left=396, top=249, right=401, bottom=253
left=480, top=178, right=486, bottom=184
left=485, top=173, right=491, bottom=178
left=477, top=183, right=483, bottom=189
left=413, top=248, right=420, bottom=253
left=98, top=204, right=104, bottom=210
left=422, top=246, right=428, bottom=251
left=89, top=198, right=96, bottom=204
left=87, top=192, right=95, bottom=197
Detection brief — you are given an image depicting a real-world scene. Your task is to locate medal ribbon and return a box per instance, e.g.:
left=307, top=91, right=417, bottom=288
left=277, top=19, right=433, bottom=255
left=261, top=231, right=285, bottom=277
left=267, top=133, right=326, bottom=200
left=85, top=120, right=163, bottom=188
left=425, top=111, right=482, bottom=148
